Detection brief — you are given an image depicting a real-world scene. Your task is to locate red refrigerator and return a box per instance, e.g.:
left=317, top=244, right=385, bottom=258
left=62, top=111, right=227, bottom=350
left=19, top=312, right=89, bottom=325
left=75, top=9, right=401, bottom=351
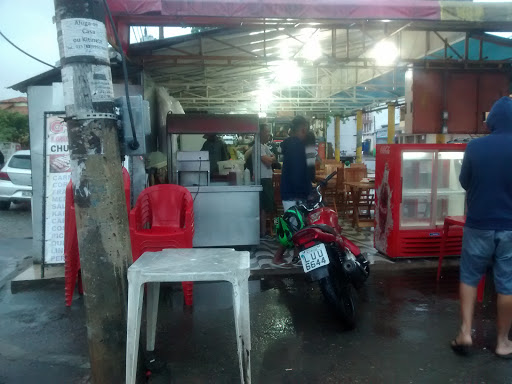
left=374, top=143, right=467, bottom=258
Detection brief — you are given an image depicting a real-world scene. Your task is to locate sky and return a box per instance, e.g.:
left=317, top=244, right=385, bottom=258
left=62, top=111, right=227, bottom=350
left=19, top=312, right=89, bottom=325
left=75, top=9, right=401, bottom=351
left=0, top=0, right=191, bottom=102
left=0, top=0, right=59, bottom=101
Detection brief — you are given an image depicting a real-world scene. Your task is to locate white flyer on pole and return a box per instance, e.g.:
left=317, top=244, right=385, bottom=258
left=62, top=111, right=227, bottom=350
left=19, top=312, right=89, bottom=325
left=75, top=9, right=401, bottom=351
left=44, top=113, right=71, bottom=264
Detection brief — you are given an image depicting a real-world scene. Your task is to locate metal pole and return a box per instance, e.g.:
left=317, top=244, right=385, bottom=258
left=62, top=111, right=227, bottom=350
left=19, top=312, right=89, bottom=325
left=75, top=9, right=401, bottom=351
left=53, top=1, right=132, bottom=382
left=335, top=116, right=340, bottom=162
left=356, top=110, right=363, bottom=163
left=387, top=104, right=395, bottom=144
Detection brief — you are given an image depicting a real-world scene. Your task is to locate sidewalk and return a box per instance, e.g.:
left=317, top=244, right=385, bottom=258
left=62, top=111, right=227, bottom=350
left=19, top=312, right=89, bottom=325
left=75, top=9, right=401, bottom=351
left=0, top=237, right=33, bottom=290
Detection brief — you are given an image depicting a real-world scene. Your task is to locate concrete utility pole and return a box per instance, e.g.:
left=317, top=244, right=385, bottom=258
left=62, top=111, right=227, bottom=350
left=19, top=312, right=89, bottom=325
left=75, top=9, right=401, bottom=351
left=53, top=1, right=132, bottom=382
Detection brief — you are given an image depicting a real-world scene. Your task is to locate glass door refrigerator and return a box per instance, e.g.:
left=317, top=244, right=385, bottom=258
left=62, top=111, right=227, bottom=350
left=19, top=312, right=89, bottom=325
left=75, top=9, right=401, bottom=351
left=374, top=143, right=467, bottom=258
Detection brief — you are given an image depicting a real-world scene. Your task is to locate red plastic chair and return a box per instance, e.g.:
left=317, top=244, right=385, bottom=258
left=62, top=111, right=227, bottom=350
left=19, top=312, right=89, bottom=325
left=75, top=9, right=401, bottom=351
left=65, top=168, right=131, bottom=306
left=437, top=215, right=485, bottom=302
left=129, top=184, right=195, bottom=305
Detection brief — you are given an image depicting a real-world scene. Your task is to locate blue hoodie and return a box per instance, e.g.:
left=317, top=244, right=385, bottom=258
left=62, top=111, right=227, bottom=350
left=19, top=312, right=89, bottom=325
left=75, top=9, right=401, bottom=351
left=459, top=97, right=512, bottom=230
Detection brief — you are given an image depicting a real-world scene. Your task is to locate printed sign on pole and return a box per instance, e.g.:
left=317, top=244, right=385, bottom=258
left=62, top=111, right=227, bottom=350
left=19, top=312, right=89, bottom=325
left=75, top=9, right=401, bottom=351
left=43, top=113, right=71, bottom=265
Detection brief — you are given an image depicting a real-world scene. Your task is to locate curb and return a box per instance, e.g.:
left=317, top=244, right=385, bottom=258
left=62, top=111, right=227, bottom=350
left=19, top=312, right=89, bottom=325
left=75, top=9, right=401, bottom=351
left=0, top=255, right=33, bottom=290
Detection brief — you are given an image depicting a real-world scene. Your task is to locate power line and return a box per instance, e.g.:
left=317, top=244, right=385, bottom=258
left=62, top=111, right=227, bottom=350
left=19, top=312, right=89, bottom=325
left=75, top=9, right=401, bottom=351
left=0, top=30, right=57, bottom=69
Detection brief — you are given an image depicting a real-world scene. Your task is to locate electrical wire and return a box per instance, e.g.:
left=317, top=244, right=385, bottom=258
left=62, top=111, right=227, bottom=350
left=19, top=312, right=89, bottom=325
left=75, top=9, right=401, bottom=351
left=0, top=30, right=57, bottom=69
left=102, top=0, right=139, bottom=150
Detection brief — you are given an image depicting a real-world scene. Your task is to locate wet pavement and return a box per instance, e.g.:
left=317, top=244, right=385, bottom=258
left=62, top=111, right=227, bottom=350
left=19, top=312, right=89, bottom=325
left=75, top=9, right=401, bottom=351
left=0, top=266, right=510, bottom=384
left=0, top=203, right=32, bottom=239
left=0, top=203, right=33, bottom=289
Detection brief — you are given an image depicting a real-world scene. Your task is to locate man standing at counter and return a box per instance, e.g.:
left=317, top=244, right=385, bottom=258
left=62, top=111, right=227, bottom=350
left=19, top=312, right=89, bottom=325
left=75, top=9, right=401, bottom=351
left=451, top=96, right=512, bottom=358
left=201, top=133, right=230, bottom=175
left=272, top=116, right=310, bottom=267
left=248, top=124, right=276, bottom=238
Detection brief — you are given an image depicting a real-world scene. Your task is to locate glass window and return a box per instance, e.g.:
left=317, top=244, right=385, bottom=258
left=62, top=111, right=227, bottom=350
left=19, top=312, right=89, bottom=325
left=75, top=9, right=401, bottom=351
left=9, top=155, right=31, bottom=170
left=400, top=151, right=434, bottom=227
left=435, top=151, right=466, bottom=225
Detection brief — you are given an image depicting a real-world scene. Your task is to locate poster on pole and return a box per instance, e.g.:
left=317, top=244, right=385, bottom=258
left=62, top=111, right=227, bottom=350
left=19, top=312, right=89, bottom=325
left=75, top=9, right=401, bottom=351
left=43, top=112, right=71, bottom=265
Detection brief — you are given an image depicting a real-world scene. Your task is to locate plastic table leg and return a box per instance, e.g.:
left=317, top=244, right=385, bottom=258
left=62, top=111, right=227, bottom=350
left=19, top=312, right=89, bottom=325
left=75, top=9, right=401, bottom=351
left=437, top=221, right=450, bottom=282
left=126, top=279, right=144, bottom=384
left=477, top=276, right=486, bottom=303
left=146, top=282, right=160, bottom=352
left=231, top=278, right=251, bottom=384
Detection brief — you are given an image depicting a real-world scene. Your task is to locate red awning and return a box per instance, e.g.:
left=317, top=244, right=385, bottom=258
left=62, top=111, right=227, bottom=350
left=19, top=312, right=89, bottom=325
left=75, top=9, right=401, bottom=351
left=106, top=0, right=441, bottom=22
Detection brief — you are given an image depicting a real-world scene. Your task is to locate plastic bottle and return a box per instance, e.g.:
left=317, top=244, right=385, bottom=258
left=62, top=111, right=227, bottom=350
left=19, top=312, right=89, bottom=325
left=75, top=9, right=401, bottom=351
left=244, top=168, right=251, bottom=185
left=235, top=169, right=243, bottom=185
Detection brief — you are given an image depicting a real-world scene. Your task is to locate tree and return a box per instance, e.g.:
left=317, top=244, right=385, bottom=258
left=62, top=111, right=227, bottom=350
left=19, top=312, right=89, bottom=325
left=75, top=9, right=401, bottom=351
left=0, top=110, right=29, bottom=147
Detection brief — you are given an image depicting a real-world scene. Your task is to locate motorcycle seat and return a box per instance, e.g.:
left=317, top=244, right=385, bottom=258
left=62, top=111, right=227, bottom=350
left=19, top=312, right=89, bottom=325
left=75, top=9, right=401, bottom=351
left=307, top=224, right=337, bottom=236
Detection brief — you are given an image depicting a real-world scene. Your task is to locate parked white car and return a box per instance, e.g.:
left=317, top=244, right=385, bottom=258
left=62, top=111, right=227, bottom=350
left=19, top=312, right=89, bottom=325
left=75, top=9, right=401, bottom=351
left=0, top=150, right=32, bottom=210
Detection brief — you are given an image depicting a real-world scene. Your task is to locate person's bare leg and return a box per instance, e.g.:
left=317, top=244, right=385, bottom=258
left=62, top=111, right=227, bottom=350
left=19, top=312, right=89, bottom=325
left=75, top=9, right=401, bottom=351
left=495, top=294, right=512, bottom=356
left=454, top=282, right=477, bottom=346
left=273, top=244, right=287, bottom=264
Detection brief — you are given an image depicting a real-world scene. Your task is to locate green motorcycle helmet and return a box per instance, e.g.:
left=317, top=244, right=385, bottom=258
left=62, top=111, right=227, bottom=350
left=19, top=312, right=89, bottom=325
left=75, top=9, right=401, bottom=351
left=275, top=206, right=306, bottom=248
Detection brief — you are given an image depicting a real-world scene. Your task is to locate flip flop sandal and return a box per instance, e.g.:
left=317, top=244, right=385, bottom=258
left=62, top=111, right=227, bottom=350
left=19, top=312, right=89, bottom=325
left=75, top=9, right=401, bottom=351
left=451, top=339, right=472, bottom=356
left=291, top=256, right=302, bottom=267
left=271, top=261, right=293, bottom=269
left=495, top=352, right=512, bottom=359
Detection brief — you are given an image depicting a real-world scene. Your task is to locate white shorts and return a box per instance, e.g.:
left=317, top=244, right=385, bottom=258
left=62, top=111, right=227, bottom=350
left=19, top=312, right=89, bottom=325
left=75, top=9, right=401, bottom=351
left=282, top=200, right=298, bottom=212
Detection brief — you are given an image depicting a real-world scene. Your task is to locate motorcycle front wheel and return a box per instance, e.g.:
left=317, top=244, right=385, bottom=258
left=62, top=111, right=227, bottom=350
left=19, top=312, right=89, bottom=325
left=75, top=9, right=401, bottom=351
left=319, top=274, right=357, bottom=329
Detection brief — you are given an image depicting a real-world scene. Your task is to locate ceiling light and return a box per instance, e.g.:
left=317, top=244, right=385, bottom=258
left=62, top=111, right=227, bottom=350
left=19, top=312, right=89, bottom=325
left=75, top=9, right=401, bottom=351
left=371, top=41, right=399, bottom=66
left=254, top=87, right=274, bottom=111
left=302, top=39, right=322, bottom=61
left=273, top=61, right=301, bottom=86
left=279, top=42, right=292, bottom=59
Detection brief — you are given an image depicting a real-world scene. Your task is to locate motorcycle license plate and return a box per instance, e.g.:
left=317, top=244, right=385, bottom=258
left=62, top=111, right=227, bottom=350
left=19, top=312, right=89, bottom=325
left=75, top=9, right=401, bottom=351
left=300, top=243, right=330, bottom=273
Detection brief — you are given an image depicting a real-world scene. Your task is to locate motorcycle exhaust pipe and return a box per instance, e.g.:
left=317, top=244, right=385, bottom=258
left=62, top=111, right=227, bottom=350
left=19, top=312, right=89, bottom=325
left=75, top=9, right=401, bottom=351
left=342, top=258, right=369, bottom=288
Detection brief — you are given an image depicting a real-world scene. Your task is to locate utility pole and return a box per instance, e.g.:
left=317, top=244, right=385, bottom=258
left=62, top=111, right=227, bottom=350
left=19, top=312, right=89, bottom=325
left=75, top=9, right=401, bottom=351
left=53, top=1, right=132, bottom=382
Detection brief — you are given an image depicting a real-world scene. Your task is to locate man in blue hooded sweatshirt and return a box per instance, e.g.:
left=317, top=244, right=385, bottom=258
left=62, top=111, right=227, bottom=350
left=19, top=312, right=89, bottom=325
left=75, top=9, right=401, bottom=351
left=451, top=97, right=512, bottom=358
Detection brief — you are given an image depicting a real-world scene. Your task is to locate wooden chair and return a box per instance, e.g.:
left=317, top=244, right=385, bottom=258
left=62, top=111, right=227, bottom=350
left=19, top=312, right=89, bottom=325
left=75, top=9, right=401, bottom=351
left=265, top=172, right=283, bottom=235
left=273, top=172, right=283, bottom=215
left=345, top=166, right=368, bottom=218
left=332, top=165, right=348, bottom=216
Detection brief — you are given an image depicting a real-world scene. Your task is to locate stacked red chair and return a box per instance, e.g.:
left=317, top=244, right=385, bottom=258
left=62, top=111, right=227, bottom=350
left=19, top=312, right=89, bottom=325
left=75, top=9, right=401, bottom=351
left=129, top=184, right=195, bottom=305
left=64, top=168, right=131, bottom=306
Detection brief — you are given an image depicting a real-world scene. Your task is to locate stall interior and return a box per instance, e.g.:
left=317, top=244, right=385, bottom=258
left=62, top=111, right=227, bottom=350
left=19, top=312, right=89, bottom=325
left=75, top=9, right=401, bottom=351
left=174, top=133, right=257, bottom=186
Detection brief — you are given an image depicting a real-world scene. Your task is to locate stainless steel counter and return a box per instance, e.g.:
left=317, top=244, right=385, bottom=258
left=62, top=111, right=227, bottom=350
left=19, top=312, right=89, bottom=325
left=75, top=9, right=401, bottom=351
left=186, top=185, right=263, bottom=247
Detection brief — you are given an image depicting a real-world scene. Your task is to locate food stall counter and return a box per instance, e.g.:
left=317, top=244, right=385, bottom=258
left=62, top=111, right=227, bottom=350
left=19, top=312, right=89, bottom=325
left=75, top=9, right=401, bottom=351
left=167, top=114, right=262, bottom=247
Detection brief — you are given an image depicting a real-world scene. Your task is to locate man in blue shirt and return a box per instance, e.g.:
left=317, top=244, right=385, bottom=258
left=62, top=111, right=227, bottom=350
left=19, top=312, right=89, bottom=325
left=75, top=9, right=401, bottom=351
left=452, top=96, right=512, bottom=358
left=272, top=116, right=310, bottom=267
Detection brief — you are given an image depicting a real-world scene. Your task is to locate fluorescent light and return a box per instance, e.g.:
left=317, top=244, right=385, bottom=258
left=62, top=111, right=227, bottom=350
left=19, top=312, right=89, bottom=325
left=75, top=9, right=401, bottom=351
left=302, top=39, right=322, bottom=61
left=439, top=152, right=464, bottom=160
left=371, top=41, right=399, bottom=66
left=272, top=60, right=302, bottom=86
left=403, top=152, right=433, bottom=160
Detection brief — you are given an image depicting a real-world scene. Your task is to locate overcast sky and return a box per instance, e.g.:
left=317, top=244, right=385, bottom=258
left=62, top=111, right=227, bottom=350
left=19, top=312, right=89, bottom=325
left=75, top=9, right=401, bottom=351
left=0, top=0, right=59, bottom=101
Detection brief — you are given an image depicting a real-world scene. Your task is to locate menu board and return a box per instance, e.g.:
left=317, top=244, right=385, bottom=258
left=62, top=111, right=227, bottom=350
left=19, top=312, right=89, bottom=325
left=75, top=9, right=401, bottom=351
left=44, top=113, right=71, bottom=264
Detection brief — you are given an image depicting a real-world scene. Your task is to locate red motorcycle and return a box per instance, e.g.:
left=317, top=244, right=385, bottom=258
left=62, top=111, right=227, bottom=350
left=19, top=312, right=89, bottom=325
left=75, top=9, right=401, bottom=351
left=292, top=172, right=370, bottom=328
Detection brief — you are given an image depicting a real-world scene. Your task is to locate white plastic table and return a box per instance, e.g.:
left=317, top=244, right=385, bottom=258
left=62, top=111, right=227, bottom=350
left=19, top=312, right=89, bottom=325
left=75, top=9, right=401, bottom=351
left=126, top=248, right=251, bottom=384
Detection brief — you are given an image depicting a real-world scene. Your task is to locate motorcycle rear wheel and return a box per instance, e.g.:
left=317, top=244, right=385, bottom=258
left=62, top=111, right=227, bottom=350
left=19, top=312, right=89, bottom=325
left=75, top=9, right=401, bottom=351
left=319, top=275, right=357, bottom=329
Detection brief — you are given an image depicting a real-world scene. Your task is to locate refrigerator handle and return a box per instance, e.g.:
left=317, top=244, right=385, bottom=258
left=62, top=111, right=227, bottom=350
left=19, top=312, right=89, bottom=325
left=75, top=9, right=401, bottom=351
left=400, top=177, right=403, bottom=203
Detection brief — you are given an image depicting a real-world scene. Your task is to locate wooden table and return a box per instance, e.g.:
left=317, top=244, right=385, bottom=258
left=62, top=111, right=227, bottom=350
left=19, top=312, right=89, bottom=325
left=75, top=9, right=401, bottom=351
left=345, top=181, right=375, bottom=229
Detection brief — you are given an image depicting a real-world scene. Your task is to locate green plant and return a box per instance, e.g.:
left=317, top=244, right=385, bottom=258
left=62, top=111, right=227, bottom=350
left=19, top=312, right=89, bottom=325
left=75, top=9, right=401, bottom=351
left=0, top=110, right=29, bottom=147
